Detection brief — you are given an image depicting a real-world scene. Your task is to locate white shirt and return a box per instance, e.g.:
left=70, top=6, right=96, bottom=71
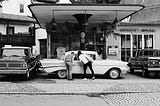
left=79, top=54, right=90, bottom=64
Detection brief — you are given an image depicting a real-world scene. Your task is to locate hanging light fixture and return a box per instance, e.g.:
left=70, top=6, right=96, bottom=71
left=112, top=10, right=118, bottom=29
left=50, top=10, right=56, bottom=26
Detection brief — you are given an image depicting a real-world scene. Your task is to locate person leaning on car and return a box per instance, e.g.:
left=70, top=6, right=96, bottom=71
left=77, top=50, right=95, bottom=80
left=65, top=52, right=75, bottom=80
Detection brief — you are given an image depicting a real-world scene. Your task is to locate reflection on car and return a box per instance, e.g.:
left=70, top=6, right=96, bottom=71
left=40, top=51, right=129, bottom=79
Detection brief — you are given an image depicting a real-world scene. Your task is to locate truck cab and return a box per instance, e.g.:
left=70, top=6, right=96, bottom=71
left=128, top=49, right=160, bottom=77
left=0, top=47, right=40, bottom=79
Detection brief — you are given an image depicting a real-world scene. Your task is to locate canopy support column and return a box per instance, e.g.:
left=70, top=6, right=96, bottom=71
left=47, top=32, right=51, bottom=59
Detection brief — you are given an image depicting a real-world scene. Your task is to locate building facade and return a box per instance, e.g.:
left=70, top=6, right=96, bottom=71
left=117, top=23, right=160, bottom=61
left=0, top=0, right=36, bottom=49
left=30, top=0, right=144, bottom=60
left=116, top=0, right=160, bottom=61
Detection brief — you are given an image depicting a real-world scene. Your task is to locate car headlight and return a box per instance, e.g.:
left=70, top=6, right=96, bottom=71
left=22, top=63, right=27, bottom=67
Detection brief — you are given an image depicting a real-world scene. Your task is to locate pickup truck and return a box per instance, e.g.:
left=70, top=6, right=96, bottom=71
left=0, top=46, right=41, bottom=79
left=128, top=49, right=160, bottom=77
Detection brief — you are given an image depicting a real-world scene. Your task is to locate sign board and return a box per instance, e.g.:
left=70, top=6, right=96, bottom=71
left=70, top=0, right=121, bottom=4
left=108, top=45, right=118, bottom=56
left=0, top=34, right=35, bottom=46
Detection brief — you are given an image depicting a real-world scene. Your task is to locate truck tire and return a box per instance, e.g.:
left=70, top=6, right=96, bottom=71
left=142, top=69, right=149, bottom=78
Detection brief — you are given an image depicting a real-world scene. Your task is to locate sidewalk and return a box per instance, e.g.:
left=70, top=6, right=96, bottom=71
left=0, top=78, right=160, bottom=95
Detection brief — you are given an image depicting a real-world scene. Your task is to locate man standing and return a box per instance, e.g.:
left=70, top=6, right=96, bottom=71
left=65, top=52, right=75, bottom=80
left=77, top=51, right=95, bottom=80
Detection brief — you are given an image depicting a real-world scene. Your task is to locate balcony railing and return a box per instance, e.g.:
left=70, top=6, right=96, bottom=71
left=0, top=33, right=35, bottom=46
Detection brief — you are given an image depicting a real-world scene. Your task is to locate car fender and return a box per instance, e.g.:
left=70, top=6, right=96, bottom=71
left=43, top=65, right=66, bottom=73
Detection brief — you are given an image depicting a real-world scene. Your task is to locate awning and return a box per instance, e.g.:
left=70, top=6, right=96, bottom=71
left=28, top=4, right=144, bottom=28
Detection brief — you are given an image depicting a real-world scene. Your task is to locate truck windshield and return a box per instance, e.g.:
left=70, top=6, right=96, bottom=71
left=142, top=50, right=160, bottom=57
left=2, top=49, right=30, bottom=57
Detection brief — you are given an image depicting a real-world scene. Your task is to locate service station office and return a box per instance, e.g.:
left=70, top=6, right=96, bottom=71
left=29, top=1, right=144, bottom=61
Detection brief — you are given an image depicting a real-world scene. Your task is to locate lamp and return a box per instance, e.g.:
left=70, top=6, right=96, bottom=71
left=112, top=11, right=118, bottom=29
left=50, top=11, right=56, bottom=26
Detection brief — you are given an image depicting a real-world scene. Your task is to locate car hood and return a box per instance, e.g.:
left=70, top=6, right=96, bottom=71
left=0, top=57, right=25, bottom=62
left=95, top=59, right=128, bottom=66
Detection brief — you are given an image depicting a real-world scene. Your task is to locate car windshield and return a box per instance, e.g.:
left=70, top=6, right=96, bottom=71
left=1, top=48, right=30, bottom=57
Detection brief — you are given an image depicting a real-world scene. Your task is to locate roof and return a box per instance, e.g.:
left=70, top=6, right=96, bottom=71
left=0, top=13, right=36, bottom=23
left=120, top=0, right=160, bottom=7
left=28, top=3, right=144, bottom=28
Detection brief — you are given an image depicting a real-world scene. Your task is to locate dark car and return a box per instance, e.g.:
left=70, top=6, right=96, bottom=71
left=128, top=49, right=160, bottom=77
left=0, top=46, right=41, bottom=79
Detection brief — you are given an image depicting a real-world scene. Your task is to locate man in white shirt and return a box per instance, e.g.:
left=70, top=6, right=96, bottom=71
left=65, top=52, right=75, bottom=80
left=77, top=51, right=95, bottom=80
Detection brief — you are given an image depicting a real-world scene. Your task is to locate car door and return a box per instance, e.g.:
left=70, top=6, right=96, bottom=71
left=72, top=54, right=84, bottom=74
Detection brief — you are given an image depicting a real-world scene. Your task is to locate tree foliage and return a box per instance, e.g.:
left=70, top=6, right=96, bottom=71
left=0, top=0, right=5, bottom=2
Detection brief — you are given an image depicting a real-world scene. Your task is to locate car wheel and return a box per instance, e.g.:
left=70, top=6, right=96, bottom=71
left=109, top=69, right=120, bottom=79
left=142, top=69, right=149, bottom=78
left=57, top=70, right=67, bottom=79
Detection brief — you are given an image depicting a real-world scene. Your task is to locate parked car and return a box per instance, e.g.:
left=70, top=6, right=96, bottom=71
left=128, top=49, right=160, bottom=77
left=40, top=51, right=129, bottom=79
left=0, top=46, right=41, bottom=79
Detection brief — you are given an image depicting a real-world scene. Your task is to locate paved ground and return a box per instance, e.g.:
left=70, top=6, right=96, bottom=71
left=0, top=73, right=160, bottom=95
left=102, top=93, right=160, bottom=106
left=0, top=73, right=160, bottom=106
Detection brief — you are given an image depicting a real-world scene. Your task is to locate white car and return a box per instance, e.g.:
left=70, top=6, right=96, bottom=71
left=40, top=51, right=129, bottom=79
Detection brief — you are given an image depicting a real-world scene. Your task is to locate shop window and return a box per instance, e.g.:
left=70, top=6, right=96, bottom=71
left=20, top=4, right=24, bottom=13
left=121, top=34, right=131, bottom=62
left=144, top=34, right=153, bottom=48
left=6, top=26, right=15, bottom=35
left=133, top=34, right=142, bottom=49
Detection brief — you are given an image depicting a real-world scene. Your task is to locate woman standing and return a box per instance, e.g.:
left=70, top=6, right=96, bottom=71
left=77, top=51, right=95, bottom=80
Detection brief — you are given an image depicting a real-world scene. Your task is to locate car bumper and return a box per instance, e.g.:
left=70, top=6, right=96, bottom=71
left=0, top=70, right=28, bottom=75
left=120, top=66, right=129, bottom=78
left=145, top=68, right=160, bottom=71
left=120, top=70, right=128, bottom=78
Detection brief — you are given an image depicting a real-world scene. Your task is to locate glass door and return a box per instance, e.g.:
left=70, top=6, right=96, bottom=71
left=121, top=34, right=131, bottom=62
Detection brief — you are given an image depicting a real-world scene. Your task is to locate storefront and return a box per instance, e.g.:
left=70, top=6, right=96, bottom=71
left=29, top=1, right=144, bottom=59
left=117, top=22, right=160, bottom=61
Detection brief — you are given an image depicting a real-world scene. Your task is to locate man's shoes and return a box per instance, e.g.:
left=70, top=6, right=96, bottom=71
left=68, top=79, right=73, bottom=81
left=92, top=76, right=95, bottom=80
left=82, top=78, right=87, bottom=80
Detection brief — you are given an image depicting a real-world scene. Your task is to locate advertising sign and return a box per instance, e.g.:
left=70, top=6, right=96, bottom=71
left=108, top=45, right=118, bottom=56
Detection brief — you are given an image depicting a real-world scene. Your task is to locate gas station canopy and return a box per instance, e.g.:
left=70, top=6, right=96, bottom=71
left=28, top=4, right=144, bottom=28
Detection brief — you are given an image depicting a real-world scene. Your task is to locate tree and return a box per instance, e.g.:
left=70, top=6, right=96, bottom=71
left=0, top=0, right=6, bottom=2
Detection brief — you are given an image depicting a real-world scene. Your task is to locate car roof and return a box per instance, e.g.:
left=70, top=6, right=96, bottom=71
left=65, top=51, right=97, bottom=55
